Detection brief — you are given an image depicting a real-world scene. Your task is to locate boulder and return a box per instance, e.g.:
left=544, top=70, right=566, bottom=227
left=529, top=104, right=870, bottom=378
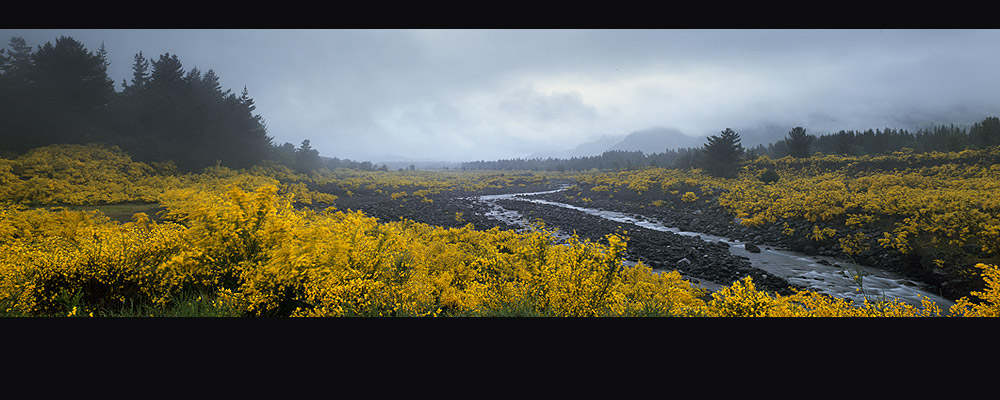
left=744, top=243, right=761, bottom=253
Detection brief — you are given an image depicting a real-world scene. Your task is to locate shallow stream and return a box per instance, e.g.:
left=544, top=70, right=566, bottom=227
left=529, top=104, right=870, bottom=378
left=472, top=189, right=956, bottom=310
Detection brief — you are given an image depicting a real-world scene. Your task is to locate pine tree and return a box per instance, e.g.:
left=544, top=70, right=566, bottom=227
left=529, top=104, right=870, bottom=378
left=970, top=116, right=1000, bottom=149
left=784, top=126, right=814, bottom=158
left=3, top=37, right=33, bottom=79
left=702, top=128, right=744, bottom=177
left=294, top=139, right=321, bottom=173
left=0, top=37, right=35, bottom=152
left=7, top=36, right=115, bottom=149
left=122, top=51, right=150, bottom=95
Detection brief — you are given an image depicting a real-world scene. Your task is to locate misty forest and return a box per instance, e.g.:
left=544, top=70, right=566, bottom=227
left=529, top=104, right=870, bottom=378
left=2, top=35, right=1000, bottom=317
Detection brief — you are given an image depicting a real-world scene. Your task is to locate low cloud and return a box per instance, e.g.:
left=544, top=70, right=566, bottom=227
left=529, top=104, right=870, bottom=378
left=5, top=29, right=1000, bottom=161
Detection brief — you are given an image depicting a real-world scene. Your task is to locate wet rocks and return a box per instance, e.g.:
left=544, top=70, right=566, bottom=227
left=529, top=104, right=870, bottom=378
left=492, top=198, right=799, bottom=296
left=333, top=186, right=800, bottom=296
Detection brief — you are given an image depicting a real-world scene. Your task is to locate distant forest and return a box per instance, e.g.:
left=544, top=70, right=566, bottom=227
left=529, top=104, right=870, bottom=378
left=3, top=35, right=1000, bottom=175
left=461, top=119, right=1000, bottom=172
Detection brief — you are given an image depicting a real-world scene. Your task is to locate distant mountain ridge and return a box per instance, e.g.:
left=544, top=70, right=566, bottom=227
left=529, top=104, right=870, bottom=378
left=524, top=109, right=1000, bottom=162
left=531, top=134, right=625, bottom=159
left=534, top=127, right=707, bottom=159
left=608, top=127, right=705, bottom=153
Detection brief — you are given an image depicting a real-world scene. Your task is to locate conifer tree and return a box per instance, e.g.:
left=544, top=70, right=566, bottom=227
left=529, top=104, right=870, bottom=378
left=294, top=139, right=321, bottom=173
left=702, top=128, right=744, bottom=177
left=122, top=51, right=150, bottom=95
left=1, top=36, right=115, bottom=150
left=784, top=126, right=814, bottom=158
left=970, top=116, right=1000, bottom=149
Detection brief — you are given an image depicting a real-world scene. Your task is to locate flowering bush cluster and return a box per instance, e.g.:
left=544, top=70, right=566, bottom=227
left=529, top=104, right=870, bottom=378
left=3, top=144, right=999, bottom=317
left=5, top=182, right=998, bottom=317
left=572, top=149, right=1000, bottom=286
left=1, top=184, right=717, bottom=316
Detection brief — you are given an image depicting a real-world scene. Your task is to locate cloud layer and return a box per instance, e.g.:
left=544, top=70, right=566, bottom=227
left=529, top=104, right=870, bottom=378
left=5, top=29, right=1000, bottom=162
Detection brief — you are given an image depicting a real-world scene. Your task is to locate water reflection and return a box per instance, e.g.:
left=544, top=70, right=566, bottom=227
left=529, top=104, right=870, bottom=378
left=472, top=189, right=955, bottom=309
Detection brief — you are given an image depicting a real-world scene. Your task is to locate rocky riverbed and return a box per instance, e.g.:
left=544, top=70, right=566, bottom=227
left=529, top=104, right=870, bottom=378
left=324, top=178, right=985, bottom=304
left=526, top=186, right=982, bottom=301
left=329, top=183, right=800, bottom=296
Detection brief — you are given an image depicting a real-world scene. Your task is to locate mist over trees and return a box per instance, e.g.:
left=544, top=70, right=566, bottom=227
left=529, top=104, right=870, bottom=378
left=0, top=36, right=115, bottom=154
left=782, top=127, right=814, bottom=158
left=4, top=35, right=1000, bottom=175
left=463, top=118, right=1000, bottom=173
left=701, top=128, right=744, bottom=177
left=0, top=35, right=348, bottom=173
left=459, top=149, right=701, bottom=172
left=107, top=50, right=274, bottom=170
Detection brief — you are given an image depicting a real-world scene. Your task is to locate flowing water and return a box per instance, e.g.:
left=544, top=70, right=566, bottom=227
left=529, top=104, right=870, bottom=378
left=472, top=189, right=956, bottom=310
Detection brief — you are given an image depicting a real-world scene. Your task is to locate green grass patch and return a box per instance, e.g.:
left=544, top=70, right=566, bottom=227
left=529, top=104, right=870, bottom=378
left=45, top=202, right=165, bottom=223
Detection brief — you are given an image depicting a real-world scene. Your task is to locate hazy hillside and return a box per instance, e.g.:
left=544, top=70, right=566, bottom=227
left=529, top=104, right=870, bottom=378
left=608, top=127, right=706, bottom=153
left=531, top=134, right=626, bottom=159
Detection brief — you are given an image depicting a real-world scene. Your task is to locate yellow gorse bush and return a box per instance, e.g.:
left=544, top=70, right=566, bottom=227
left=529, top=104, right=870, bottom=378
left=0, top=207, right=185, bottom=315
left=4, top=181, right=999, bottom=316
left=949, top=263, right=1000, bottom=317
left=575, top=149, right=1000, bottom=261
left=3, top=144, right=1000, bottom=317
left=1, top=180, right=715, bottom=317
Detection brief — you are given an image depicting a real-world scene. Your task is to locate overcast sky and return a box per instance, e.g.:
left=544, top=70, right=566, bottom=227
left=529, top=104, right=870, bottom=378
left=4, top=29, right=1000, bottom=162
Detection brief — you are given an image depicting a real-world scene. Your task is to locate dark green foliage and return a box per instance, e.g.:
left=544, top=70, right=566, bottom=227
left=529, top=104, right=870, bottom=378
left=0, top=36, right=115, bottom=152
left=1, top=35, right=275, bottom=172
left=783, top=126, right=814, bottom=158
left=915, top=123, right=968, bottom=152
left=111, top=53, right=273, bottom=171
left=701, top=128, right=744, bottom=177
left=758, top=168, right=780, bottom=184
left=970, top=116, right=1000, bottom=149
left=121, top=51, right=149, bottom=95
left=459, top=148, right=706, bottom=172
left=293, top=139, right=321, bottom=173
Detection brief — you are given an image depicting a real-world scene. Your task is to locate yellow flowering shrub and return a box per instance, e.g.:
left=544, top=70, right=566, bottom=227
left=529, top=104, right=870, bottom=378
left=576, top=149, right=1000, bottom=272
left=949, top=264, right=1000, bottom=317
left=706, top=276, right=943, bottom=317
left=3, top=178, right=720, bottom=317
left=5, top=145, right=1000, bottom=317
left=0, top=209, right=185, bottom=315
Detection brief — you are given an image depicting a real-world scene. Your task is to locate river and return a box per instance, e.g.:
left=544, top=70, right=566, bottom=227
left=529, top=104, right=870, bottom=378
left=472, top=189, right=956, bottom=310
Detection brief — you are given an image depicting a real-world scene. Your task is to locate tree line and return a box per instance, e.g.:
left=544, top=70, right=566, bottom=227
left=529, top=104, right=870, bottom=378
left=0, top=35, right=359, bottom=173
left=463, top=118, right=1000, bottom=177
left=4, top=35, right=998, bottom=176
left=747, top=121, right=998, bottom=158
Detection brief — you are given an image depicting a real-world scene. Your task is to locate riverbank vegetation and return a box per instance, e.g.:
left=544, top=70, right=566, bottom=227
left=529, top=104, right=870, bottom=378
left=3, top=34, right=999, bottom=317
left=2, top=144, right=999, bottom=317
left=565, top=146, right=1000, bottom=300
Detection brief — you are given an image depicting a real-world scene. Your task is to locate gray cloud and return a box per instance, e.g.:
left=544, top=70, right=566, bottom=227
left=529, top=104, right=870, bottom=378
left=4, top=29, right=1000, bottom=161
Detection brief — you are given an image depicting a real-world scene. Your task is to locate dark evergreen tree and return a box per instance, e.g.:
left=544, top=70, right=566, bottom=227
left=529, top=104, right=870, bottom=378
left=121, top=51, right=150, bottom=95
left=915, top=124, right=967, bottom=152
left=0, top=37, right=35, bottom=153
left=784, top=126, right=814, bottom=158
left=0, top=37, right=33, bottom=85
left=294, top=139, right=321, bottom=173
left=229, top=85, right=273, bottom=168
left=111, top=52, right=273, bottom=171
left=123, top=52, right=188, bottom=165
left=970, top=116, right=1000, bottom=149
left=271, top=142, right=297, bottom=166
left=3, top=36, right=276, bottom=170
left=701, top=128, right=744, bottom=177
left=0, top=36, right=115, bottom=152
